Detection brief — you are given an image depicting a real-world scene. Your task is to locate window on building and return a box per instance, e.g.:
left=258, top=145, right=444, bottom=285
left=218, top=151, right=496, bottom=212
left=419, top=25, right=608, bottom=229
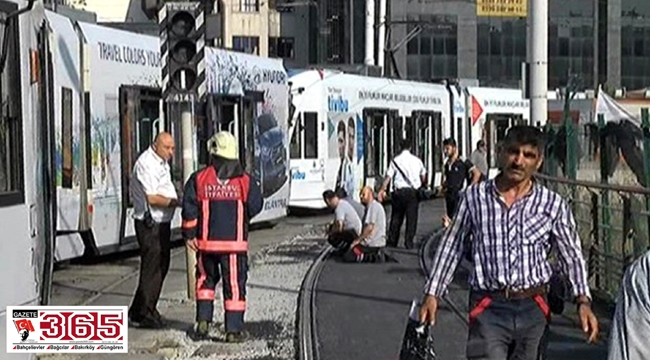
left=273, top=0, right=295, bottom=12
left=0, top=10, right=24, bottom=206
left=239, top=0, right=259, bottom=12
left=477, top=17, right=527, bottom=87
left=232, top=36, right=259, bottom=55
left=269, top=37, right=295, bottom=59
left=621, top=23, right=650, bottom=88
left=547, top=1, right=596, bottom=88
left=303, top=112, right=318, bottom=159
left=406, top=14, right=458, bottom=81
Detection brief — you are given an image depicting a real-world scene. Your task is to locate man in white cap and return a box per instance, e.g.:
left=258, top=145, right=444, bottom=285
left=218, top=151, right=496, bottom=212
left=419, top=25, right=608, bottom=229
left=181, top=131, right=263, bottom=342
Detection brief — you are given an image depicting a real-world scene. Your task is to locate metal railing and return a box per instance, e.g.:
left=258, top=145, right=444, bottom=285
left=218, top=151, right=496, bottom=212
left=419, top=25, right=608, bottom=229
left=539, top=106, right=650, bottom=302
left=536, top=173, right=650, bottom=302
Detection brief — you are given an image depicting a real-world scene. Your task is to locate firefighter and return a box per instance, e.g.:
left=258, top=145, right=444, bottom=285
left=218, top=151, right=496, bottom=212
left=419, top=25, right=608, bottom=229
left=181, top=131, right=263, bottom=342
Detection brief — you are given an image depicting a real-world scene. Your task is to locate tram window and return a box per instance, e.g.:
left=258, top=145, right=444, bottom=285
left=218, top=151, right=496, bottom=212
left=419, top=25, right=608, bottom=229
left=290, top=113, right=302, bottom=159
left=0, top=14, right=23, bottom=205
left=61, top=87, right=73, bottom=189
left=404, top=117, right=415, bottom=152
left=0, top=113, right=21, bottom=198
left=390, top=115, right=403, bottom=158
left=456, top=119, right=463, bottom=157
left=241, top=98, right=256, bottom=174
left=303, top=112, right=318, bottom=159
left=466, top=116, right=473, bottom=156
left=433, top=113, right=443, bottom=173
left=138, top=99, right=159, bottom=155
left=365, top=115, right=376, bottom=177
left=486, top=115, right=516, bottom=168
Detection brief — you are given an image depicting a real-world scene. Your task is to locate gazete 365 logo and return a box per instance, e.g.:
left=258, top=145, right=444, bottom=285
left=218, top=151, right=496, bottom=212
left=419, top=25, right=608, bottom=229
left=6, top=306, right=128, bottom=353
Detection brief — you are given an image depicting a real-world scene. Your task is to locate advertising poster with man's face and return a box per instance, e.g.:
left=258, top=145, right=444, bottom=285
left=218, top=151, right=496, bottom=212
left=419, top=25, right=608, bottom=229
left=328, top=112, right=357, bottom=197
left=329, top=113, right=356, bottom=161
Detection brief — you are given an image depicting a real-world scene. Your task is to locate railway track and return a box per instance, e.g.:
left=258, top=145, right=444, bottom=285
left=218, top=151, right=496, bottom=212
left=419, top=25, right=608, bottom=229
left=418, top=227, right=470, bottom=328
left=297, top=227, right=452, bottom=360
left=297, top=245, right=332, bottom=360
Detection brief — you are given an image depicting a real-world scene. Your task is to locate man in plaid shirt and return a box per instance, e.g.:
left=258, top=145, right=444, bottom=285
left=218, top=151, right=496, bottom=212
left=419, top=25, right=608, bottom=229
left=419, top=126, right=599, bottom=360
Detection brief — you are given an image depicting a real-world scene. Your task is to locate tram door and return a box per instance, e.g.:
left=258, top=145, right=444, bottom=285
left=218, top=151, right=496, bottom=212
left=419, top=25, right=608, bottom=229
left=207, top=91, right=263, bottom=184
left=119, top=85, right=162, bottom=245
left=484, top=113, right=525, bottom=169
left=119, top=85, right=163, bottom=208
left=409, top=111, right=442, bottom=187
left=387, top=111, right=403, bottom=159
left=363, top=108, right=399, bottom=190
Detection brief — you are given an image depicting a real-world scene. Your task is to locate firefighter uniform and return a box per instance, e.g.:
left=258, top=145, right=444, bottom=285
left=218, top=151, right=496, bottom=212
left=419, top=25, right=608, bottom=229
left=181, top=132, right=263, bottom=337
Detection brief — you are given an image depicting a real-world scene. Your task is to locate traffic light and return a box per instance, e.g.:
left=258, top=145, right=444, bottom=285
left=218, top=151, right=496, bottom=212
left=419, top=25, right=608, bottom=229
left=159, top=2, right=206, bottom=102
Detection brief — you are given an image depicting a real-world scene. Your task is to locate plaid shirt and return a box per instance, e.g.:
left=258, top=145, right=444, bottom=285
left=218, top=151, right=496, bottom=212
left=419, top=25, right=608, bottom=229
left=425, top=178, right=591, bottom=299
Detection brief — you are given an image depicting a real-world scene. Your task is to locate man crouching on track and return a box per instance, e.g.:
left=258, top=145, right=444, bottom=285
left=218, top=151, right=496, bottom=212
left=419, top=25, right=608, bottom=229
left=181, top=131, right=263, bottom=342
left=340, top=186, right=387, bottom=263
left=323, top=189, right=363, bottom=255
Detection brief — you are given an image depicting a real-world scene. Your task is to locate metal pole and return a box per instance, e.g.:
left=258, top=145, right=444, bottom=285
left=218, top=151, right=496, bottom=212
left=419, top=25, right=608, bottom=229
left=364, top=0, right=375, bottom=66
left=641, top=108, right=650, bottom=254
left=598, top=113, right=612, bottom=292
left=529, top=0, right=548, bottom=125
left=350, top=0, right=354, bottom=64
left=377, top=0, right=387, bottom=72
left=182, top=104, right=197, bottom=300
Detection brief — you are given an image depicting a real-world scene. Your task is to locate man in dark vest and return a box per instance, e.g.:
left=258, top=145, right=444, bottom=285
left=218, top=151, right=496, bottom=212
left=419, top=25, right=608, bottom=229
left=182, top=131, right=263, bottom=342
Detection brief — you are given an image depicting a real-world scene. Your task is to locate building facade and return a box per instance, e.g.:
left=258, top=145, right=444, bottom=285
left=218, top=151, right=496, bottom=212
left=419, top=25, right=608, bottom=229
left=388, top=0, right=650, bottom=91
left=66, top=0, right=291, bottom=59
left=271, top=0, right=645, bottom=90
left=274, top=0, right=367, bottom=68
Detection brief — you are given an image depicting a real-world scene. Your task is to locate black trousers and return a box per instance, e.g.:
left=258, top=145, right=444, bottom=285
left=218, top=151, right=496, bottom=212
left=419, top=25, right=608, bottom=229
left=342, top=245, right=384, bottom=263
left=388, top=188, right=419, bottom=247
left=327, top=229, right=358, bottom=255
left=129, top=220, right=171, bottom=322
left=195, top=252, right=248, bottom=333
left=466, top=290, right=550, bottom=360
left=445, top=190, right=461, bottom=218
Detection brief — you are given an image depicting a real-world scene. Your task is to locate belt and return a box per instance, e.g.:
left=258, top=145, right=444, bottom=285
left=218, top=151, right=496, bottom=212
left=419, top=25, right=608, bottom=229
left=479, top=285, right=547, bottom=300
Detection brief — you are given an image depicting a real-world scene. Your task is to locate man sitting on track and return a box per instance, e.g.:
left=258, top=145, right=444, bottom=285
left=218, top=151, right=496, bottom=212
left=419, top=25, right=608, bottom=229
left=340, top=186, right=387, bottom=263
left=323, top=189, right=363, bottom=255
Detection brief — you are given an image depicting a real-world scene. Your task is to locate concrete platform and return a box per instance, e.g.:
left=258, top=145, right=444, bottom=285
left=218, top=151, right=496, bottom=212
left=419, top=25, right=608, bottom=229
left=40, top=214, right=331, bottom=360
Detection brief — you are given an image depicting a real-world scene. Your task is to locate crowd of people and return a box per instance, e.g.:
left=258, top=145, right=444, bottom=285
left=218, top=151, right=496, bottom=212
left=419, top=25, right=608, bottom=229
left=126, top=124, right=643, bottom=360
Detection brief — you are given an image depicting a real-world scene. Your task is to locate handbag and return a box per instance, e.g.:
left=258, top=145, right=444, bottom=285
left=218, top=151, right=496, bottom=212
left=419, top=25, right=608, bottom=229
left=399, top=299, right=437, bottom=360
left=392, top=160, right=430, bottom=201
left=142, top=201, right=156, bottom=228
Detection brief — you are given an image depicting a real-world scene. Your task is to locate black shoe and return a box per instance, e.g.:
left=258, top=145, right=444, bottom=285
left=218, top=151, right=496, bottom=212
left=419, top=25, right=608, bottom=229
left=137, top=317, right=164, bottom=329
left=225, top=331, right=248, bottom=343
left=404, top=242, right=414, bottom=249
left=128, top=316, right=142, bottom=328
left=152, top=311, right=167, bottom=326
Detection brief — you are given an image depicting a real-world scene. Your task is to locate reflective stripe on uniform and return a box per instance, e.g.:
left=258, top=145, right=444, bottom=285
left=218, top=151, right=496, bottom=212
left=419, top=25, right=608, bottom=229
left=225, top=299, right=246, bottom=312
left=182, top=219, right=198, bottom=229
left=196, top=240, right=248, bottom=252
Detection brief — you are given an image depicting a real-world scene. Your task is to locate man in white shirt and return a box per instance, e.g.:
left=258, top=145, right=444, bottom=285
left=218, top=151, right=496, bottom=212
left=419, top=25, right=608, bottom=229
left=342, top=186, right=387, bottom=263
left=378, top=139, right=427, bottom=249
left=128, top=132, right=179, bottom=329
left=323, top=189, right=363, bottom=255
left=335, top=187, right=365, bottom=220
